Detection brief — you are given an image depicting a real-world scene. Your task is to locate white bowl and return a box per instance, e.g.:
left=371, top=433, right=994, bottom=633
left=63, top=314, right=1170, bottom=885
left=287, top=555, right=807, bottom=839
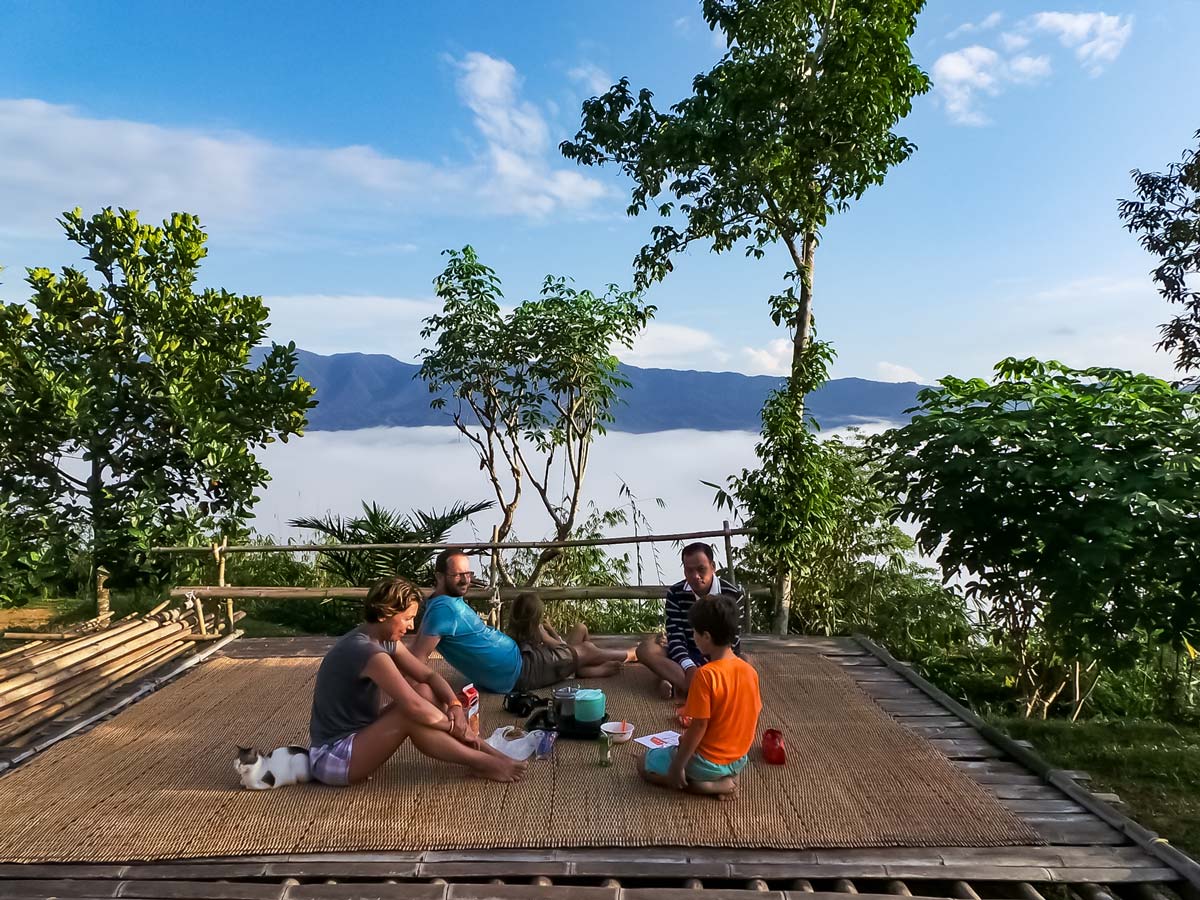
left=601, top=721, right=635, bottom=744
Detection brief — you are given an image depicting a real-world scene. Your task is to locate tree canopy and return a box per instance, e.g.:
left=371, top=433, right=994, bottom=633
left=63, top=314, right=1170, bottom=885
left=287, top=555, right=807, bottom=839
left=1119, top=127, right=1200, bottom=378
left=0, top=208, right=315, bottom=603
left=418, top=246, right=653, bottom=585
left=872, top=358, right=1200, bottom=714
left=561, top=0, right=929, bottom=381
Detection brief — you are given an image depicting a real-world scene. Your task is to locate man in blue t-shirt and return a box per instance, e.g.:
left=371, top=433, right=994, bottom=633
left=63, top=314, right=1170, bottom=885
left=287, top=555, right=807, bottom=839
left=412, top=549, right=577, bottom=693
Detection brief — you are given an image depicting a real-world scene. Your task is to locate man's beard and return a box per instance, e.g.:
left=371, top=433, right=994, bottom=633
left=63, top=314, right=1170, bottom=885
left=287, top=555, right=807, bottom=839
left=443, top=580, right=469, bottom=598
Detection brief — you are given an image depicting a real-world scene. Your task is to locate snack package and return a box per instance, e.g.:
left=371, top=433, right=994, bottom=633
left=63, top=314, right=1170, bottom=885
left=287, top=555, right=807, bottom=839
left=458, top=683, right=480, bottom=736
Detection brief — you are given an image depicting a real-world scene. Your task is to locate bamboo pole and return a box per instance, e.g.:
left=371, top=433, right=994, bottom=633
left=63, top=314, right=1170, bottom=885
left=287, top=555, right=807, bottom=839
left=0, top=615, right=159, bottom=680
left=0, top=612, right=174, bottom=682
left=0, top=612, right=216, bottom=723
left=169, top=584, right=774, bottom=602
left=150, top=525, right=756, bottom=555
left=0, top=615, right=194, bottom=700
left=218, top=536, right=234, bottom=633
left=0, top=640, right=47, bottom=664
left=0, top=640, right=192, bottom=744
left=723, top=519, right=751, bottom=635
left=0, top=644, right=187, bottom=741
left=95, top=566, right=111, bottom=622
left=0, top=630, right=191, bottom=728
left=0, top=632, right=74, bottom=641
left=0, top=630, right=242, bottom=775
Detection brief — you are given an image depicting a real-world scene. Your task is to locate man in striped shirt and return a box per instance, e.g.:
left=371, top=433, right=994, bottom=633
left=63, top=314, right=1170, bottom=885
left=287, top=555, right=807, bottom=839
left=636, top=542, right=744, bottom=699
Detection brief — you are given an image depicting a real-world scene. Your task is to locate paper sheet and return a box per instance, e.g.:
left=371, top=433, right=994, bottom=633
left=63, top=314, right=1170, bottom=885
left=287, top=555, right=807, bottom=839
left=633, top=730, right=680, bottom=749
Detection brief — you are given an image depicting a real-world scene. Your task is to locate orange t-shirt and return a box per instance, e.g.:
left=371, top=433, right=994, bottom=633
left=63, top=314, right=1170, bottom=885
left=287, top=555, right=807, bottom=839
left=682, top=655, right=762, bottom=765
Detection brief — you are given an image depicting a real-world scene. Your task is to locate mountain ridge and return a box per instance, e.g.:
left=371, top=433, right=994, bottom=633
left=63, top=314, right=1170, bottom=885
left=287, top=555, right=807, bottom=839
left=274, top=348, right=925, bottom=433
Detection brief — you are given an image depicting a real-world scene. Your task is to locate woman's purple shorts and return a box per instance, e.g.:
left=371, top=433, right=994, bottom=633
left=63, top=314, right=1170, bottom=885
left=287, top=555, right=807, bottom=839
left=309, top=733, right=355, bottom=786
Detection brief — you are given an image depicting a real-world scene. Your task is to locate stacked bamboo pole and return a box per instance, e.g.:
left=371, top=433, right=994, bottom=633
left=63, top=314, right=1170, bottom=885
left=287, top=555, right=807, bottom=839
left=0, top=603, right=239, bottom=745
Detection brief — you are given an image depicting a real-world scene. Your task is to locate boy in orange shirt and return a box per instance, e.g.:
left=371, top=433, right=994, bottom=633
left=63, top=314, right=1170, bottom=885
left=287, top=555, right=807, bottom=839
left=640, top=593, right=762, bottom=798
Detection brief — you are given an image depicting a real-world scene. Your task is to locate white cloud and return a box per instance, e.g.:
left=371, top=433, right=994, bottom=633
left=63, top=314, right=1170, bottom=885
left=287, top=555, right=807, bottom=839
left=568, top=62, right=613, bottom=96
left=454, top=52, right=608, bottom=216
left=946, top=11, right=1004, bottom=40
left=618, top=322, right=730, bottom=370
left=875, top=362, right=926, bottom=383
left=742, top=338, right=793, bottom=376
left=932, top=45, right=1052, bottom=124
left=1007, top=54, right=1053, bottom=83
left=0, top=52, right=607, bottom=244
left=265, top=294, right=439, bottom=361
left=1000, top=32, right=1031, bottom=52
left=999, top=275, right=1178, bottom=378
left=933, top=11, right=1132, bottom=124
left=932, top=46, right=1004, bottom=125
left=1027, top=12, right=1133, bottom=76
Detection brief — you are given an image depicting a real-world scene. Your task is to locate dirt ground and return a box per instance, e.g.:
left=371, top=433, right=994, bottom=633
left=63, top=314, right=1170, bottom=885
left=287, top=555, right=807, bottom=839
left=0, top=602, right=57, bottom=632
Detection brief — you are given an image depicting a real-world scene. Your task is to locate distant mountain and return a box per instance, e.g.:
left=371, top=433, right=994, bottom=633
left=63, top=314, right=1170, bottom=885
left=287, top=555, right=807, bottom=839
left=269, top=348, right=925, bottom=433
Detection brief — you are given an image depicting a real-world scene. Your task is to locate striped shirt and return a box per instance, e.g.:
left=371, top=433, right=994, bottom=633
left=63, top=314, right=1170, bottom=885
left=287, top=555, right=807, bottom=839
left=664, top=577, right=744, bottom=671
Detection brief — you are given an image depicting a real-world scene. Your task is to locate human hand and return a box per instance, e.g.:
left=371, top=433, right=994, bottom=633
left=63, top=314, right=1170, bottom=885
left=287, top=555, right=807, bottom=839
left=448, top=704, right=468, bottom=737
left=667, top=764, right=688, bottom=790
left=683, top=667, right=697, bottom=692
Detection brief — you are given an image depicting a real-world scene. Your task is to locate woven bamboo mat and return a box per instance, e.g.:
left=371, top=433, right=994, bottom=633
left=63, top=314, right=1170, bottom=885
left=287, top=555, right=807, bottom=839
left=0, top=650, right=1039, bottom=862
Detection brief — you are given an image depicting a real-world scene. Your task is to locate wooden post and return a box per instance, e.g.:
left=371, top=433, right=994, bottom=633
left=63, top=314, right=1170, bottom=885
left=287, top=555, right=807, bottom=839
left=488, top=525, right=501, bottom=629
left=723, top=520, right=749, bottom=635
left=213, top=538, right=232, bottom=633
left=192, top=595, right=208, bottom=635
left=95, top=567, right=111, bottom=622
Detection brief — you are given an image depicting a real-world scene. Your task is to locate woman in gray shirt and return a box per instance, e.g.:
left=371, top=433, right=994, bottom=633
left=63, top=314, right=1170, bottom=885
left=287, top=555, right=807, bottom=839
left=308, top=577, right=526, bottom=785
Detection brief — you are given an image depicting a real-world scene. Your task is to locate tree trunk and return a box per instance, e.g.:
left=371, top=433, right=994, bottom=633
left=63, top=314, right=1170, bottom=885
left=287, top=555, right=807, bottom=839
left=788, top=231, right=818, bottom=393
left=771, top=229, right=818, bottom=637
left=773, top=563, right=792, bottom=635
left=87, top=453, right=103, bottom=610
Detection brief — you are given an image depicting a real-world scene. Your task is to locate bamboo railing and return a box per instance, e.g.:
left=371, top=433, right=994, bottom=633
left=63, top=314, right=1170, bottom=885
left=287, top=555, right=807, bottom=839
left=153, top=521, right=772, bottom=633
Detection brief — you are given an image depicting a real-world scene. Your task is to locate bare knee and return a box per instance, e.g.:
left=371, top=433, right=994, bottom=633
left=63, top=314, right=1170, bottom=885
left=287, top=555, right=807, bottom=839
left=410, top=681, right=436, bottom=703
left=636, top=636, right=663, bottom=664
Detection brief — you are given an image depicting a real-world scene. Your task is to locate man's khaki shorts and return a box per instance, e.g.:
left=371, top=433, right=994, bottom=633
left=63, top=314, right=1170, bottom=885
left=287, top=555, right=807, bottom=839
left=515, top=643, right=578, bottom=690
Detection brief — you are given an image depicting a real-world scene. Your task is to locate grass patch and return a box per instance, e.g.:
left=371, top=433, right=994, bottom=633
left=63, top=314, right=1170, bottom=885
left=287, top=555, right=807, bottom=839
left=993, top=716, right=1200, bottom=858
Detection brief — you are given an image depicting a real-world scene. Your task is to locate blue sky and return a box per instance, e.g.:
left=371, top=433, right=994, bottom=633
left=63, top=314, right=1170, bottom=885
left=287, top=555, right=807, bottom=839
left=2, top=0, right=1198, bottom=383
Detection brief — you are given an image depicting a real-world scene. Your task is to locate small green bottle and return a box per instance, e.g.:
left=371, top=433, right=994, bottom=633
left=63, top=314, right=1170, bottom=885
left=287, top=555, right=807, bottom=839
left=598, top=732, right=613, bottom=766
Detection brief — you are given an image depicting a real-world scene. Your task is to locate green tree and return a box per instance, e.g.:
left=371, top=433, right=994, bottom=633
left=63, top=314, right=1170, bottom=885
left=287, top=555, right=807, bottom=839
left=1119, top=128, right=1200, bottom=378
left=560, top=0, right=928, bottom=388
left=872, top=358, right=1200, bottom=716
left=0, top=208, right=315, bottom=605
left=290, top=499, right=493, bottom=586
left=560, top=0, right=929, bottom=629
left=418, top=247, right=653, bottom=585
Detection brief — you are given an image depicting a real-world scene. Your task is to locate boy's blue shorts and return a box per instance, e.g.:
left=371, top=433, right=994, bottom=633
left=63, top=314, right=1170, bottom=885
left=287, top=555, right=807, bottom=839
left=644, top=746, right=749, bottom=782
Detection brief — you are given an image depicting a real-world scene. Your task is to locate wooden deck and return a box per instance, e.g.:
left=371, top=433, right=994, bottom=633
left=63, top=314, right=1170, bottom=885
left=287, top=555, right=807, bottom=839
left=0, top=634, right=1196, bottom=899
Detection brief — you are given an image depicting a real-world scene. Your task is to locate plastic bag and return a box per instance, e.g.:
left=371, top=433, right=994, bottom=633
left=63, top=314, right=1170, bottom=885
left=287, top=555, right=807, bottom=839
left=485, top=726, right=550, bottom=761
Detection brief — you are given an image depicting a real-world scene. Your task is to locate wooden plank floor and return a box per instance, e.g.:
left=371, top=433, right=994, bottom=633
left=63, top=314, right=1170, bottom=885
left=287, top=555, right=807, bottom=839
left=0, top=634, right=1189, bottom=897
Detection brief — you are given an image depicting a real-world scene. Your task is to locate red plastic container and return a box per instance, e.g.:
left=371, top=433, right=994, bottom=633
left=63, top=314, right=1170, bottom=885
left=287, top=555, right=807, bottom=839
left=762, top=728, right=786, bottom=765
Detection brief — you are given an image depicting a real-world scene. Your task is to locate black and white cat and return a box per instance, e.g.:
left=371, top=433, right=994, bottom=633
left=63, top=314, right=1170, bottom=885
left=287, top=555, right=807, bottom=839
left=234, top=745, right=312, bottom=790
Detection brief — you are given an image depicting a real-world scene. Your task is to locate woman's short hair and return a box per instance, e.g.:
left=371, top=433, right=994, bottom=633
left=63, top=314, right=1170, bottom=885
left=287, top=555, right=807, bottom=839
left=363, top=576, right=423, bottom=623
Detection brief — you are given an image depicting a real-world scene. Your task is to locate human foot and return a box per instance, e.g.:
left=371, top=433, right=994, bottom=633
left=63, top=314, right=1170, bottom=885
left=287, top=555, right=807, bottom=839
left=474, top=756, right=528, bottom=783
left=657, top=679, right=675, bottom=700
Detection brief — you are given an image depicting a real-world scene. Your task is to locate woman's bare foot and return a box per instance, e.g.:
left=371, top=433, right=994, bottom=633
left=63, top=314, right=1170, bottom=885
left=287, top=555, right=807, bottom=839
left=473, top=755, right=528, bottom=783
left=624, top=646, right=638, bottom=664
